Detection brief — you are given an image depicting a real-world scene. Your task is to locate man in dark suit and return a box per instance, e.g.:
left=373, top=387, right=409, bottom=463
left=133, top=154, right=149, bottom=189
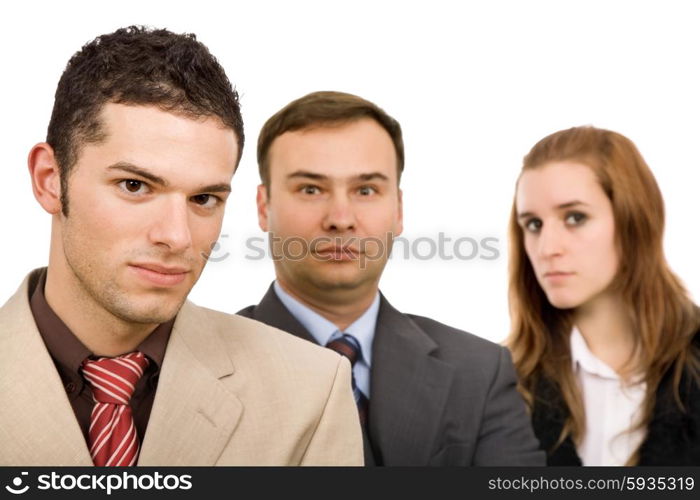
left=238, top=91, right=544, bottom=465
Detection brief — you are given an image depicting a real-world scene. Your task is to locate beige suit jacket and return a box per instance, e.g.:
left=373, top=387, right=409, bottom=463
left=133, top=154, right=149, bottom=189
left=0, top=269, right=363, bottom=465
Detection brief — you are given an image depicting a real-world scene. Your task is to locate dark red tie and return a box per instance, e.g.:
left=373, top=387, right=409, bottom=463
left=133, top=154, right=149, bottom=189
left=81, top=351, right=149, bottom=466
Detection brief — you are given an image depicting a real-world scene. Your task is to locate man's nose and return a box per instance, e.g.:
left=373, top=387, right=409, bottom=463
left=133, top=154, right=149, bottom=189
left=321, top=193, right=357, bottom=232
left=147, top=196, right=193, bottom=253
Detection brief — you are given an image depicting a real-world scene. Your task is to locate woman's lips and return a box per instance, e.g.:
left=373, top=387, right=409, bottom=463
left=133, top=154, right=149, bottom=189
left=543, top=271, right=574, bottom=284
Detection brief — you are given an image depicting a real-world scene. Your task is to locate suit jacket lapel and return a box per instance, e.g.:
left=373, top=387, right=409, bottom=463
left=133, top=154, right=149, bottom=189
left=244, top=283, right=378, bottom=464
left=138, top=301, right=243, bottom=465
left=246, top=287, right=455, bottom=464
left=0, top=269, right=92, bottom=465
left=368, top=296, right=454, bottom=465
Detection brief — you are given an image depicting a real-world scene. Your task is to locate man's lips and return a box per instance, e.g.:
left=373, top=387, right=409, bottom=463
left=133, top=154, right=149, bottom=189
left=132, top=263, right=190, bottom=274
left=129, top=263, right=191, bottom=286
left=313, top=247, right=361, bottom=260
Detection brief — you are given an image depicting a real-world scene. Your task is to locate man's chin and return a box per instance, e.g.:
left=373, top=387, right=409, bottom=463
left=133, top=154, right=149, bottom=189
left=306, top=271, right=372, bottom=292
left=107, top=298, right=183, bottom=325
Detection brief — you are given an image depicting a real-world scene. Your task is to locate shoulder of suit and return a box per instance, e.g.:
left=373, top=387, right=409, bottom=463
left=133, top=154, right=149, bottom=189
left=403, top=312, right=505, bottom=353
left=236, top=304, right=255, bottom=318
left=180, top=301, right=343, bottom=371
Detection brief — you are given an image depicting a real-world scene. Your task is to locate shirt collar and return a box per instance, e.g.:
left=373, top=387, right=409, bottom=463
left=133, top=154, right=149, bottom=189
left=29, top=268, right=173, bottom=375
left=570, top=325, right=619, bottom=380
left=273, top=280, right=379, bottom=366
left=30, top=269, right=90, bottom=385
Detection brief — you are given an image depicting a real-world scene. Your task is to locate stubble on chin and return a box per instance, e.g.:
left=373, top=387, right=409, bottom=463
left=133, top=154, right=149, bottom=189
left=67, top=257, right=188, bottom=326
left=290, top=259, right=383, bottom=296
left=102, top=280, right=185, bottom=324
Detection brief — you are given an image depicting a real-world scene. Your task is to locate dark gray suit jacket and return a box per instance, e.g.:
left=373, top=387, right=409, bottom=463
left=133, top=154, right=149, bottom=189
left=238, top=284, right=544, bottom=466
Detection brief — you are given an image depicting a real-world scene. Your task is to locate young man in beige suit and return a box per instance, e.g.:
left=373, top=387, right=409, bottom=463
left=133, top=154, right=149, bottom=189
left=0, top=27, right=362, bottom=466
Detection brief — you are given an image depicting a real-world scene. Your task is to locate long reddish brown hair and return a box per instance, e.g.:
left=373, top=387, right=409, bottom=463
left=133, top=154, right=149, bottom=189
left=507, top=126, right=700, bottom=463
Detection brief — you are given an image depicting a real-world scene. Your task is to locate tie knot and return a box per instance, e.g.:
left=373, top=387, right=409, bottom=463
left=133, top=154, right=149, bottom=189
left=81, top=351, right=149, bottom=405
left=326, top=334, right=362, bottom=366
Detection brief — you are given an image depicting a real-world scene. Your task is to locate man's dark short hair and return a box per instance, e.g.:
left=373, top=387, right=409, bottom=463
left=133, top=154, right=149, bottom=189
left=46, top=25, right=244, bottom=215
left=257, top=91, right=404, bottom=189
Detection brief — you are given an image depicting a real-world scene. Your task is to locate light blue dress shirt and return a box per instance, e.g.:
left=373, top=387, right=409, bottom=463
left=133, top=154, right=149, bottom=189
left=273, top=281, right=379, bottom=398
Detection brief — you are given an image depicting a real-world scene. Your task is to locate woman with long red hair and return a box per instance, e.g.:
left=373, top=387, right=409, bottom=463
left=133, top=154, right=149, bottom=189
left=507, top=126, right=700, bottom=465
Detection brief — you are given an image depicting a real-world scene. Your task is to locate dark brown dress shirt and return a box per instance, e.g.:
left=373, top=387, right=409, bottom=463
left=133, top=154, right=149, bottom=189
left=28, top=269, right=174, bottom=445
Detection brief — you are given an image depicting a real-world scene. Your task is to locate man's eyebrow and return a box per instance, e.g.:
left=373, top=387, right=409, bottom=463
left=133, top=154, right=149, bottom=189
left=107, top=162, right=231, bottom=193
left=355, top=172, right=389, bottom=182
left=286, top=171, right=390, bottom=183
left=287, top=171, right=328, bottom=181
left=107, top=162, right=168, bottom=187
left=197, top=183, right=231, bottom=194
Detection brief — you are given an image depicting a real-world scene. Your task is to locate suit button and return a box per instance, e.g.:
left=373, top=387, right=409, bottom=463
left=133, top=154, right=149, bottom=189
left=65, top=382, right=76, bottom=393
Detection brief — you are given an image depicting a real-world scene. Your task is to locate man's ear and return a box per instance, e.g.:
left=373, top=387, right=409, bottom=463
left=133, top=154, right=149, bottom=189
left=395, top=188, right=404, bottom=237
left=256, top=184, right=270, bottom=232
left=28, top=143, right=63, bottom=215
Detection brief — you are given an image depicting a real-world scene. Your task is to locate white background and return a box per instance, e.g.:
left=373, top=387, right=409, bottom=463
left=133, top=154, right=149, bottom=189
left=1, top=0, right=698, bottom=343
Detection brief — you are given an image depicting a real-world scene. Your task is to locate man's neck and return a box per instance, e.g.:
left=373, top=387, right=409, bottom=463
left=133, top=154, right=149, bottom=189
left=276, top=279, right=377, bottom=332
left=44, top=266, right=157, bottom=357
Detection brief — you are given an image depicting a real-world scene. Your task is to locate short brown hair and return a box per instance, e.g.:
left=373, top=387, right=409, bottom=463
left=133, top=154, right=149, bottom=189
left=47, top=26, right=244, bottom=216
left=257, top=91, right=403, bottom=188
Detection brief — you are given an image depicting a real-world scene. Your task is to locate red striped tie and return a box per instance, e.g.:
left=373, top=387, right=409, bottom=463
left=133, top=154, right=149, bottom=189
left=81, top=351, right=149, bottom=466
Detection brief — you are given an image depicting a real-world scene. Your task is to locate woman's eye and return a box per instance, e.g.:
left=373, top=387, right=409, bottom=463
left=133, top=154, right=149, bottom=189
left=565, top=212, right=587, bottom=226
left=525, top=218, right=542, bottom=233
left=119, top=179, right=148, bottom=194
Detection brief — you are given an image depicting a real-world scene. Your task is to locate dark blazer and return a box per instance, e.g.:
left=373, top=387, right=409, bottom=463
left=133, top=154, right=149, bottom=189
left=531, top=330, right=700, bottom=465
left=238, top=284, right=545, bottom=466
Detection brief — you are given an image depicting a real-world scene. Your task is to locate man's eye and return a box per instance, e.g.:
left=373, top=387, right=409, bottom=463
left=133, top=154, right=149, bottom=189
left=301, top=185, right=321, bottom=195
left=119, top=179, right=149, bottom=195
left=192, top=194, right=219, bottom=208
left=525, top=218, right=542, bottom=233
left=358, top=186, right=377, bottom=196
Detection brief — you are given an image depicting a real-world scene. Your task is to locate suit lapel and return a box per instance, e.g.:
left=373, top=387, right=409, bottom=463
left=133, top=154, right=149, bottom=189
left=244, top=283, right=378, bottom=464
left=246, top=287, right=455, bottom=465
left=138, top=301, right=243, bottom=465
left=368, top=296, right=454, bottom=465
left=0, top=269, right=92, bottom=465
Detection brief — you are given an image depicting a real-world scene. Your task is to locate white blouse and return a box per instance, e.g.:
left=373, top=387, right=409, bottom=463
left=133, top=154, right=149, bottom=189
left=570, top=326, right=647, bottom=466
